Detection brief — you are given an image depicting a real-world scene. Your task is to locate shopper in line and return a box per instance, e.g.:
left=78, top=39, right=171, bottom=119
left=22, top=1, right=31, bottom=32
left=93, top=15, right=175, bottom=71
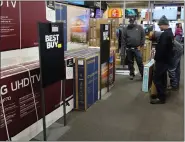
left=168, top=40, right=183, bottom=90
left=121, top=16, right=145, bottom=80
left=151, top=15, right=174, bottom=104
left=150, top=31, right=183, bottom=91
left=175, top=23, right=183, bottom=43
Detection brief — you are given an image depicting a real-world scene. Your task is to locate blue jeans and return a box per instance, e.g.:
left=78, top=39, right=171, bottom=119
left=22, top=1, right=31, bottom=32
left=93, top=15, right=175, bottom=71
left=168, top=56, right=181, bottom=88
left=126, top=48, right=144, bottom=76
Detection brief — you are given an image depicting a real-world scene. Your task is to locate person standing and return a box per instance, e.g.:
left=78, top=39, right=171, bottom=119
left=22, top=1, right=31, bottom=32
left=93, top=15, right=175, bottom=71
left=175, top=23, right=183, bottom=43
left=150, top=31, right=183, bottom=91
left=121, top=16, right=145, bottom=80
left=168, top=40, right=183, bottom=90
left=151, top=15, right=174, bottom=104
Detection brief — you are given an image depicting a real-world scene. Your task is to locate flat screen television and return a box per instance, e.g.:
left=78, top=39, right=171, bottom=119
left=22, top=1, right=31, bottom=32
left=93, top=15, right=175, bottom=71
left=143, top=24, right=154, bottom=34
left=153, top=6, right=178, bottom=20
left=181, top=6, right=184, bottom=20
left=64, top=0, right=84, bottom=5
left=95, top=9, right=103, bottom=18
left=125, top=9, right=138, bottom=18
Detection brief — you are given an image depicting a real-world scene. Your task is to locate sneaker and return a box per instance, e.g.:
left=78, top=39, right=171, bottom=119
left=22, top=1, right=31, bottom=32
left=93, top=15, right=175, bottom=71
left=167, top=86, right=179, bottom=91
left=150, top=95, right=157, bottom=99
left=150, top=98, right=165, bottom=104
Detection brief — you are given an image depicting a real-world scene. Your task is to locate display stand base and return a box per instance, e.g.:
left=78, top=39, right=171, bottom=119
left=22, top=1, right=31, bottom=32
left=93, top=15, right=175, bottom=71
left=33, top=122, right=70, bottom=141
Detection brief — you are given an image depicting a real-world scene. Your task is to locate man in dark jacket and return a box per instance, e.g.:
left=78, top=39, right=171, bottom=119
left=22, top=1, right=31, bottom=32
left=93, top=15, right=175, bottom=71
left=121, top=16, right=145, bottom=80
left=151, top=16, right=174, bottom=104
left=150, top=31, right=183, bottom=91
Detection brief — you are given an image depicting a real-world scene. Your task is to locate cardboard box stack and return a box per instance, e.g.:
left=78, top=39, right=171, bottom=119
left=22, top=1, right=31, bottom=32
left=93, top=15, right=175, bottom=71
left=88, top=18, right=119, bottom=49
left=141, top=40, right=152, bottom=63
left=110, top=18, right=120, bottom=65
left=89, top=18, right=112, bottom=47
left=89, top=18, right=97, bottom=46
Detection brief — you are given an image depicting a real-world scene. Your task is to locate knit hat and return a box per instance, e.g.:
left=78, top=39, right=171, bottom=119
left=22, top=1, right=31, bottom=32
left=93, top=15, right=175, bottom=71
left=158, top=15, right=169, bottom=25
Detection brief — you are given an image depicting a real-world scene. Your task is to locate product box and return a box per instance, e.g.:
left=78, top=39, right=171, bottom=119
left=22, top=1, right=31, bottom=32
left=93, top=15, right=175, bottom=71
left=142, top=59, right=155, bottom=92
left=151, top=81, right=157, bottom=95
left=74, top=54, right=99, bottom=111
left=110, top=39, right=115, bottom=47
left=96, top=38, right=100, bottom=46
left=0, top=60, right=74, bottom=141
left=111, top=27, right=116, bottom=36
left=141, top=40, right=152, bottom=63
left=115, top=40, right=118, bottom=48
left=89, top=18, right=96, bottom=27
left=111, top=19, right=119, bottom=26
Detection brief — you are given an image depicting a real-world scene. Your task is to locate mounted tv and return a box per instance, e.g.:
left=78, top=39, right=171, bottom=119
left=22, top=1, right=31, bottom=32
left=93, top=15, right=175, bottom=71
left=153, top=6, right=178, bottom=20
left=63, top=0, right=84, bottom=6
left=95, top=9, right=103, bottom=18
left=125, top=9, right=138, bottom=18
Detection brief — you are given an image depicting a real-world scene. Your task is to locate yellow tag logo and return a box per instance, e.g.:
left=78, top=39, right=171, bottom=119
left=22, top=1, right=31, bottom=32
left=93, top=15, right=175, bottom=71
left=57, top=44, right=62, bottom=48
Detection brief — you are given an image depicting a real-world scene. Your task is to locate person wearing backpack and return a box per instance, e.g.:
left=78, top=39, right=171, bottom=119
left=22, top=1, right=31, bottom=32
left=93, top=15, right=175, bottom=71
left=121, top=16, right=145, bottom=80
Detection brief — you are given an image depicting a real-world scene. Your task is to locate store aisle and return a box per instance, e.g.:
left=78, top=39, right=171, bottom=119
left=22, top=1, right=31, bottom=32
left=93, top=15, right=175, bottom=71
left=57, top=60, right=184, bottom=141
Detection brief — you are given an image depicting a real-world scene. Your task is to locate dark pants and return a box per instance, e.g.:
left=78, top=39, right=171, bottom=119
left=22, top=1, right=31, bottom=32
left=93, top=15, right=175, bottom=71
left=126, top=48, right=144, bottom=76
left=153, top=62, right=168, bottom=101
left=168, top=57, right=181, bottom=88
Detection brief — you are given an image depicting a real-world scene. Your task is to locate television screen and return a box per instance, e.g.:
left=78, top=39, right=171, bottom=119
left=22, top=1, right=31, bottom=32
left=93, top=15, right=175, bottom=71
left=143, top=24, right=154, bottom=34
left=153, top=6, right=178, bottom=20
left=95, top=9, right=103, bottom=18
left=125, top=9, right=138, bottom=17
left=181, top=6, right=184, bottom=20
left=64, top=0, right=84, bottom=5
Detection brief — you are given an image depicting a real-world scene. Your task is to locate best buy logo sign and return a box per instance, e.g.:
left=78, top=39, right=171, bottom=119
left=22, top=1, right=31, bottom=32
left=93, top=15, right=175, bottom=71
left=45, top=34, right=62, bottom=49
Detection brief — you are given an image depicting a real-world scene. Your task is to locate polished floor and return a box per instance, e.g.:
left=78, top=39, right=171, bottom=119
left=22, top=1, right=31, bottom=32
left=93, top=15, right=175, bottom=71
left=33, top=59, right=184, bottom=141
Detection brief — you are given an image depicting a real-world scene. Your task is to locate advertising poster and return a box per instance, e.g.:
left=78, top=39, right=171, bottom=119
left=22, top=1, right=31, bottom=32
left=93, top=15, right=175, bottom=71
left=55, top=3, right=67, bottom=51
left=0, top=0, right=20, bottom=51
left=108, top=8, right=122, bottom=18
left=67, top=5, right=90, bottom=43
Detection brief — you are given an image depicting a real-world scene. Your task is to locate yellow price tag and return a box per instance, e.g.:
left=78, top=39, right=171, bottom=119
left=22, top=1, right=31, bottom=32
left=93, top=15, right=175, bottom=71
left=57, top=43, right=62, bottom=48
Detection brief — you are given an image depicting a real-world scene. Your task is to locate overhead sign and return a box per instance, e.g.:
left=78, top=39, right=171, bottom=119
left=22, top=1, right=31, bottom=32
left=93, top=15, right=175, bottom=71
left=108, top=8, right=122, bottom=18
left=38, top=22, right=65, bottom=88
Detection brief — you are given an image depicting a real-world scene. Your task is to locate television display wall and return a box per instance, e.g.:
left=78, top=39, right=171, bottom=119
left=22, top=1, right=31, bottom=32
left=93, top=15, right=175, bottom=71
left=153, top=6, right=178, bottom=20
